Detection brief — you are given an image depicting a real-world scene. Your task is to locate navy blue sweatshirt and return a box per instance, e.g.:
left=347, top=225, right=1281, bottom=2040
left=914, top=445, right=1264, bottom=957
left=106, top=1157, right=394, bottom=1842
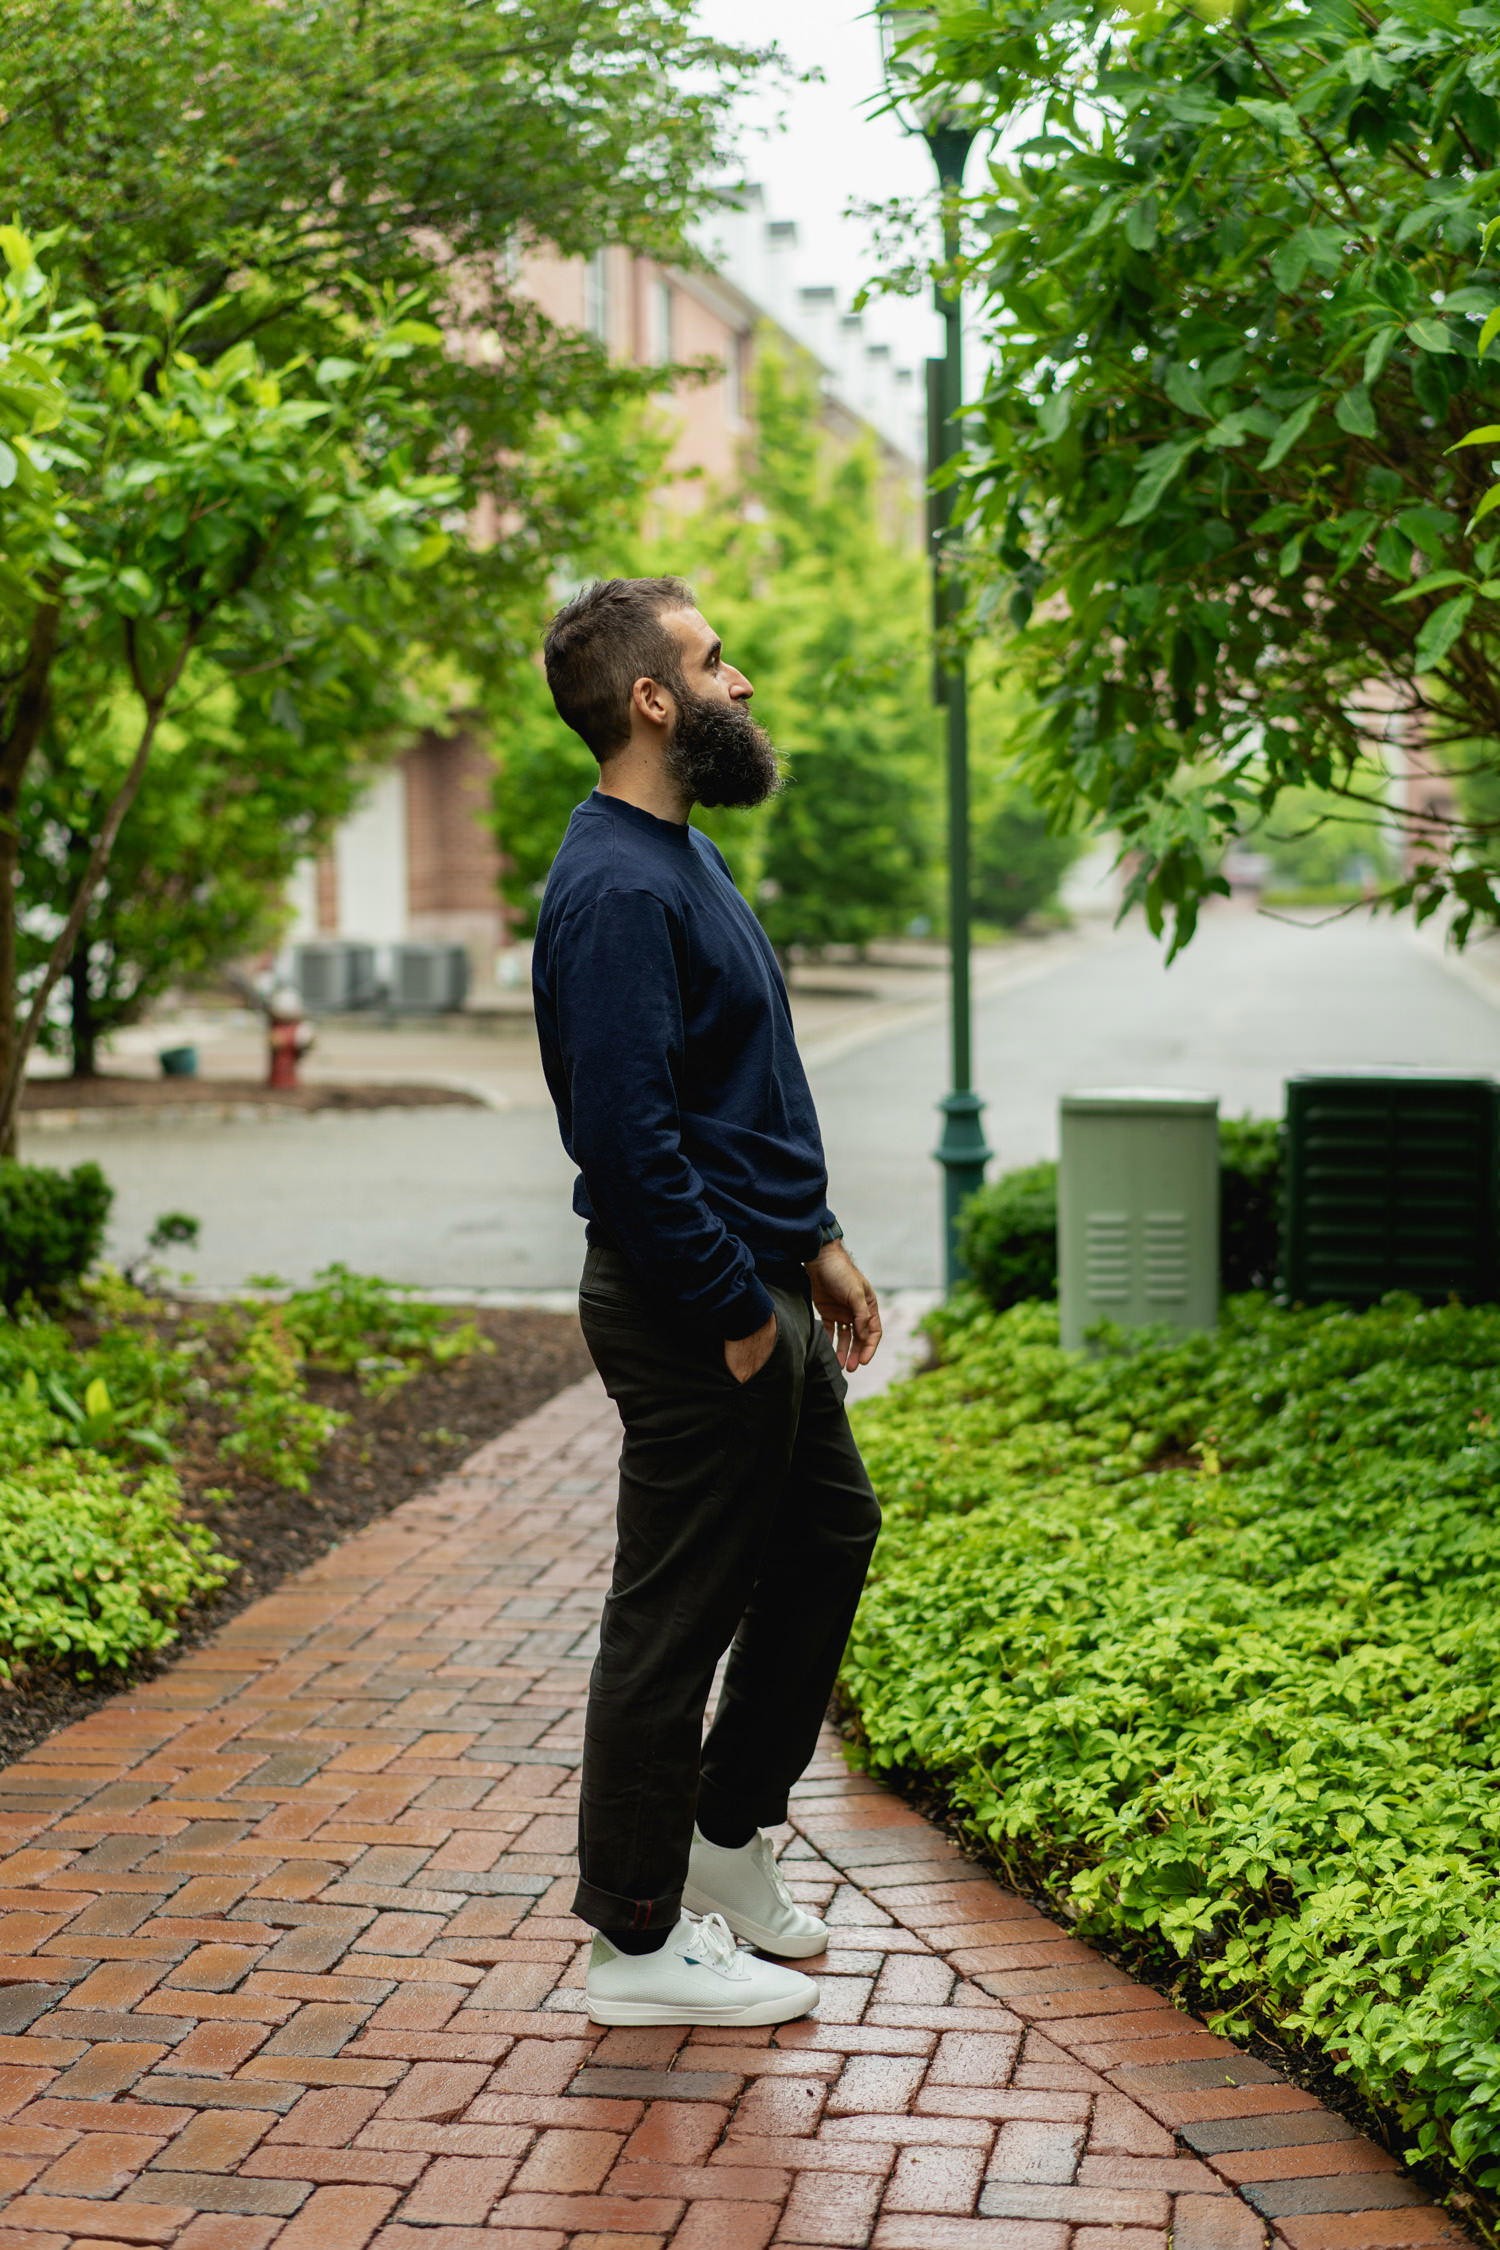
left=532, top=790, right=837, bottom=1339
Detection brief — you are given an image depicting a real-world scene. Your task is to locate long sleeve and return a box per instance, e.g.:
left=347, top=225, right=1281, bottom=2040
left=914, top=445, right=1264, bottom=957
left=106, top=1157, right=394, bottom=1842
left=550, top=887, right=776, bottom=1338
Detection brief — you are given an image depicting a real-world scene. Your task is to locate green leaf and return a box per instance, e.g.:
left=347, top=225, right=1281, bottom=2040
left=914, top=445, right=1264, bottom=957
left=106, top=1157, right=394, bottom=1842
left=1468, top=484, right=1500, bottom=533
left=1364, top=327, right=1399, bottom=386
left=1235, top=97, right=1301, bottom=135
left=1413, top=590, right=1474, bottom=671
left=1480, top=307, right=1500, bottom=357
left=1405, top=318, right=1455, bottom=354
left=0, top=438, right=17, bottom=490
left=1124, top=193, right=1159, bottom=252
left=1334, top=386, right=1377, bottom=438
left=1260, top=396, right=1320, bottom=471
left=113, top=566, right=156, bottom=612
left=1447, top=424, right=1500, bottom=450
left=82, top=1377, right=111, bottom=1420
left=1387, top=569, right=1472, bottom=606
left=1164, top=364, right=1209, bottom=419
left=1119, top=438, right=1197, bottom=527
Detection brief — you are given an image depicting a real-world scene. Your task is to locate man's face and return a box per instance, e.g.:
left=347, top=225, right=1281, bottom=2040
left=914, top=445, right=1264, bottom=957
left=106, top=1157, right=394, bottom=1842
left=666, top=607, right=753, bottom=709
left=659, top=608, right=782, bottom=810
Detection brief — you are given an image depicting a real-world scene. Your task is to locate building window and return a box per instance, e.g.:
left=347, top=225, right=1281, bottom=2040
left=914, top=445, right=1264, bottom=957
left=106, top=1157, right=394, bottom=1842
left=584, top=248, right=610, bottom=343
left=726, top=329, right=751, bottom=425
left=651, top=277, right=675, bottom=365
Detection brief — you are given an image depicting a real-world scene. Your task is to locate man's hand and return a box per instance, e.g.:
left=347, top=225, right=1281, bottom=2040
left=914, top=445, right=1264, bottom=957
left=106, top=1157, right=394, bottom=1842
left=806, top=1243, right=881, bottom=1372
left=724, top=1311, right=778, bottom=1385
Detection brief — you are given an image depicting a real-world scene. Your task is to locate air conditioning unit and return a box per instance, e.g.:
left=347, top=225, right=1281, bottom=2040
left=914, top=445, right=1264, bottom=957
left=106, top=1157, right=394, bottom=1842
left=387, top=942, right=470, bottom=1014
left=1058, top=1088, right=1220, bottom=1349
left=291, top=941, right=378, bottom=1013
left=1282, top=1070, right=1500, bottom=1305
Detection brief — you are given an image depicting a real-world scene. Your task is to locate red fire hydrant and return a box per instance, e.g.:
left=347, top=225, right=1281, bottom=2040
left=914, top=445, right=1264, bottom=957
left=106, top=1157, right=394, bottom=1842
left=266, top=984, right=314, bottom=1090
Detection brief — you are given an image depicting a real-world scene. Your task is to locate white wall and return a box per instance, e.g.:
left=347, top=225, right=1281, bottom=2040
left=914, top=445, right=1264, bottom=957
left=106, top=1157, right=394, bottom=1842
left=334, top=767, right=410, bottom=942
left=283, top=856, right=319, bottom=944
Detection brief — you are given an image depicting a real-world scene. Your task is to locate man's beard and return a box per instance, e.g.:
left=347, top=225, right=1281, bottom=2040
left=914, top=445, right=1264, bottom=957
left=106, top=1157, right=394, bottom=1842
left=664, top=684, right=783, bottom=809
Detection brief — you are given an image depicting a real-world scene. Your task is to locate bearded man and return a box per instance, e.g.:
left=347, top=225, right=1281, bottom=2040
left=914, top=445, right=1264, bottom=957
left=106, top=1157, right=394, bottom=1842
left=533, top=575, right=883, bottom=2028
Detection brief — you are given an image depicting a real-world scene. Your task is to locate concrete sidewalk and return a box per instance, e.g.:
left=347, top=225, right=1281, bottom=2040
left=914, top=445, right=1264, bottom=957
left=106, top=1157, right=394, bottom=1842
left=0, top=1378, right=1464, bottom=2250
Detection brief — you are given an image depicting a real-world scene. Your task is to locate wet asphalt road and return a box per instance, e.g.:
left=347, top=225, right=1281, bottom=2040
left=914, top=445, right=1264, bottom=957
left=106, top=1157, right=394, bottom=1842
left=36, top=907, right=1499, bottom=1296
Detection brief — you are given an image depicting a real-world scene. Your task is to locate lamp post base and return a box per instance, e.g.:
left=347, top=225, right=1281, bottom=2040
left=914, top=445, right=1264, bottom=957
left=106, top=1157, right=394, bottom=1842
left=935, top=1088, right=993, bottom=1289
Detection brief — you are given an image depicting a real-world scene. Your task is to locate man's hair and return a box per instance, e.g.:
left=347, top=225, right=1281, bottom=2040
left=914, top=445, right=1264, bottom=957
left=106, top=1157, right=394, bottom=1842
left=542, top=576, right=695, bottom=760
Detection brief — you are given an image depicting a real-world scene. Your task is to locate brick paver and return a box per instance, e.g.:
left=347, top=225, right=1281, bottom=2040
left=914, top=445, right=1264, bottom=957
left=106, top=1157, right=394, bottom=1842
left=0, top=1377, right=1467, bottom=2248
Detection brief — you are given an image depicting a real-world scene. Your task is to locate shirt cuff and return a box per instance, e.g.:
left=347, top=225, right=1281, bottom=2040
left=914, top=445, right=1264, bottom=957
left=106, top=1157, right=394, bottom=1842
left=717, top=1276, right=777, bottom=1340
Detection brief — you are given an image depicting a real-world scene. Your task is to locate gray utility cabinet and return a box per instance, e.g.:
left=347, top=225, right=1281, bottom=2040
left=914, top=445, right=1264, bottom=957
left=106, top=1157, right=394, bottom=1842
left=1281, top=1070, right=1500, bottom=1305
left=1059, top=1089, right=1220, bottom=1349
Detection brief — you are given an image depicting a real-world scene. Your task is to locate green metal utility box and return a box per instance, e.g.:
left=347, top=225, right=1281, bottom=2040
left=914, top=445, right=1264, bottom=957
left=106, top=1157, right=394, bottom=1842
left=1282, top=1071, right=1500, bottom=1305
left=1058, top=1089, right=1220, bottom=1349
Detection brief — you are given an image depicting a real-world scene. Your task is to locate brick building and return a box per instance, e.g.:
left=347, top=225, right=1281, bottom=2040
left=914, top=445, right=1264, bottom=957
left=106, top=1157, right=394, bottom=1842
left=281, top=198, right=925, bottom=1004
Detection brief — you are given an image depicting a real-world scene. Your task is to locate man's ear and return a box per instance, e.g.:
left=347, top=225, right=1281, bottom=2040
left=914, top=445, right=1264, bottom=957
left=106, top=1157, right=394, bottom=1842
left=632, top=673, right=674, bottom=731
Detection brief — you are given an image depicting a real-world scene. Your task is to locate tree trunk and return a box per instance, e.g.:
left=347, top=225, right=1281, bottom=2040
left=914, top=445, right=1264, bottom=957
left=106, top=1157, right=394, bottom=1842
left=0, top=814, right=18, bottom=1159
left=68, top=933, right=98, bottom=1079
left=0, top=669, right=181, bottom=1149
left=0, top=601, right=62, bottom=1160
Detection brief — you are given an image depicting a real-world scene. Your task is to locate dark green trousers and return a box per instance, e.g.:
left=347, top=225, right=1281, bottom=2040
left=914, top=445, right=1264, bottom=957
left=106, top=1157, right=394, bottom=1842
left=572, top=1241, right=881, bottom=1935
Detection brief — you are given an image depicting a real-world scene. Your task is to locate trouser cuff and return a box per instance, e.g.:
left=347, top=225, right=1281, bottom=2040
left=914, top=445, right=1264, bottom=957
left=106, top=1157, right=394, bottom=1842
left=695, top=1781, right=789, bottom=1841
left=572, top=1871, right=683, bottom=1935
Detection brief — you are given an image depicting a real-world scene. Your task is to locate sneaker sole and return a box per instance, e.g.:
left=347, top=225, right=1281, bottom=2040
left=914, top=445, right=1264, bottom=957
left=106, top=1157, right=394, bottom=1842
left=585, top=1985, right=818, bottom=2028
left=680, top=1882, right=830, bottom=1960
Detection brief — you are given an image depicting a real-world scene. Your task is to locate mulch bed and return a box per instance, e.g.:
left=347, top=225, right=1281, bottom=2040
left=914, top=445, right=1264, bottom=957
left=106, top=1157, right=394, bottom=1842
left=0, top=1304, right=594, bottom=1771
left=21, top=1074, right=486, bottom=1112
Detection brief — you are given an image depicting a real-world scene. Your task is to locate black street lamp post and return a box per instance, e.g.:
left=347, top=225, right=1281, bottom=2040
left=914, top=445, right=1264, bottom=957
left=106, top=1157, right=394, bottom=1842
left=878, top=6, right=992, bottom=1288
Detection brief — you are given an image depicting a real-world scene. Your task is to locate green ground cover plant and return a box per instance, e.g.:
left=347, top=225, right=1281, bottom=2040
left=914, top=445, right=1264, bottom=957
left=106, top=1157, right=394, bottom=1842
left=842, top=1292, right=1500, bottom=2230
left=959, top=1117, right=1283, bottom=1309
left=1, top=1265, right=489, bottom=1674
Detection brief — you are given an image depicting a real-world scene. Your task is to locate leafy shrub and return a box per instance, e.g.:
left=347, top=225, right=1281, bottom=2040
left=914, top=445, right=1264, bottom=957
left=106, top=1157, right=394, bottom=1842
left=843, top=1292, right=1500, bottom=2218
left=957, top=1162, right=1057, bottom=1309
left=280, top=1262, right=487, bottom=1396
left=0, top=1160, right=112, bottom=1307
left=959, top=1116, right=1283, bottom=1309
left=218, top=1311, right=348, bottom=1492
left=972, top=786, right=1077, bottom=929
left=0, top=1289, right=184, bottom=1471
left=1217, top=1115, right=1282, bottom=1293
left=0, top=1452, right=232, bottom=1673
left=0, top=1262, right=487, bottom=1674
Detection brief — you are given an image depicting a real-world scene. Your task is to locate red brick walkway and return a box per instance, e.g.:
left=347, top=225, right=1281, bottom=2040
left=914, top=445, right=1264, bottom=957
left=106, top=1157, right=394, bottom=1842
left=0, top=1378, right=1465, bottom=2250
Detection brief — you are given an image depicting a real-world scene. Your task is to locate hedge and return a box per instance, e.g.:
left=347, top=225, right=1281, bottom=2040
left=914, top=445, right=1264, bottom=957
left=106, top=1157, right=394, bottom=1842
left=0, top=1160, right=112, bottom=1307
left=842, top=1292, right=1500, bottom=2226
left=958, top=1116, right=1282, bottom=1310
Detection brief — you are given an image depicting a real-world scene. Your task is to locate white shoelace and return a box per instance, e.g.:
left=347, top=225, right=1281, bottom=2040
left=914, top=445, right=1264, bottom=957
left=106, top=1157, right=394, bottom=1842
left=752, top=1833, right=796, bottom=1914
left=687, top=1909, right=747, bottom=1975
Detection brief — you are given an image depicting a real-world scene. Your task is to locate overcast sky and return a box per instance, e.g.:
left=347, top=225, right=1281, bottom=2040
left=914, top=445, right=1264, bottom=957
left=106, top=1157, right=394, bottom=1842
left=691, top=0, right=947, bottom=372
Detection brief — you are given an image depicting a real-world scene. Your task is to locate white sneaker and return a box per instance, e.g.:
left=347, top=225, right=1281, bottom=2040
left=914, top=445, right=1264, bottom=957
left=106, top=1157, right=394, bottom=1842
left=585, top=1910, right=818, bottom=2027
left=682, top=1826, right=831, bottom=1960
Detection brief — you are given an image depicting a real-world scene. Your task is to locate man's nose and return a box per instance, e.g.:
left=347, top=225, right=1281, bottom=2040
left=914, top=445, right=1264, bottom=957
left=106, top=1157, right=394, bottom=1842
left=727, top=666, right=752, bottom=699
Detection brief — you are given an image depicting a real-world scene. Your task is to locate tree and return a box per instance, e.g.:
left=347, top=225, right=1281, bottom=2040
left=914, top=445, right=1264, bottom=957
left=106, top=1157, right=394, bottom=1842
left=668, top=337, right=942, bottom=955
left=0, top=0, right=769, bottom=704
left=19, top=662, right=401, bottom=1075
left=0, top=231, right=453, bottom=1148
left=0, top=0, right=767, bottom=1122
left=895, top=0, right=1500, bottom=952
left=493, top=337, right=945, bottom=943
